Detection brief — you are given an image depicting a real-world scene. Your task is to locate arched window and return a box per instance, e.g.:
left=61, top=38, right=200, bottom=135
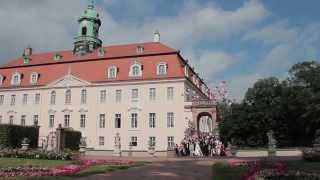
left=81, top=89, right=87, bottom=104
left=30, top=72, right=38, bottom=84
left=65, top=89, right=71, bottom=104
left=107, top=66, right=117, bottom=79
left=82, top=27, right=87, bottom=36
left=50, top=91, right=56, bottom=105
left=11, top=72, right=21, bottom=85
left=157, top=63, right=167, bottom=75
left=129, top=62, right=142, bottom=77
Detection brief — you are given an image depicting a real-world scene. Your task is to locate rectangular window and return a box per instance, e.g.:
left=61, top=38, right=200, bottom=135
left=131, top=113, right=138, bottom=128
left=168, top=136, right=175, bottom=148
left=0, top=95, right=4, bottom=105
left=9, top=115, right=14, bottom=124
left=49, top=115, right=54, bottom=128
left=99, top=114, right=105, bottom=128
left=10, top=95, right=15, bottom=106
left=167, top=87, right=174, bottom=100
left=149, top=136, right=156, bottom=147
left=116, top=90, right=122, bottom=103
left=99, top=136, right=105, bottom=146
left=64, top=114, right=70, bottom=128
left=149, top=88, right=156, bottom=101
left=131, top=89, right=138, bottom=101
left=149, top=113, right=156, bottom=128
left=80, top=114, right=86, bottom=128
left=33, top=115, right=39, bottom=126
left=21, top=115, right=26, bottom=126
left=23, top=94, right=28, bottom=105
left=35, top=93, right=40, bottom=104
left=100, top=90, right=106, bottom=103
left=115, top=114, right=121, bottom=128
left=130, top=136, right=137, bottom=146
left=167, top=112, right=174, bottom=128
left=81, top=90, right=87, bottom=104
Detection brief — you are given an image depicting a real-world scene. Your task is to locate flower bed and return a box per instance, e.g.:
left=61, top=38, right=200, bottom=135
left=0, top=159, right=134, bottom=177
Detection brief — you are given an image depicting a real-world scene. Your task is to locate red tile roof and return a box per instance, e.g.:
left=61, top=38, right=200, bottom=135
left=0, top=42, right=188, bottom=89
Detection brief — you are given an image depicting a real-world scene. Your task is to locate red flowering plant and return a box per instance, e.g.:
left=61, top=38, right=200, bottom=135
left=0, top=159, right=134, bottom=177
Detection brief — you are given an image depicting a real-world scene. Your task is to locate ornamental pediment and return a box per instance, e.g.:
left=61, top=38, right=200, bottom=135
left=47, top=74, right=91, bottom=88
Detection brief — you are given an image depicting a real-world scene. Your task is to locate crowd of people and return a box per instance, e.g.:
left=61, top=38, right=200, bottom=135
left=175, top=134, right=225, bottom=157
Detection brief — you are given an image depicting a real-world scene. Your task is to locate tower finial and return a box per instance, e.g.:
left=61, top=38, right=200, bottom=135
left=153, top=30, right=160, bottom=42
left=88, top=0, right=94, bottom=9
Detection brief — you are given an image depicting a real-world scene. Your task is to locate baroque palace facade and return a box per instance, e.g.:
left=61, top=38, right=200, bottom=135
left=0, top=1, right=217, bottom=156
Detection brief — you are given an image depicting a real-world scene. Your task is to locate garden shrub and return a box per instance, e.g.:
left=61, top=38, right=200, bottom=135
left=64, top=129, right=81, bottom=151
left=0, top=124, right=39, bottom=148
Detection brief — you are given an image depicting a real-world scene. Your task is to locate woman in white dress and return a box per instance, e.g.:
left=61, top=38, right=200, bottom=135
left=194, top=140, right=203, bottom=157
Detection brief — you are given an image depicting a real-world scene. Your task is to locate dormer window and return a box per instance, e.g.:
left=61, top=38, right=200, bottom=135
left=129, top=62, right=142, bottom=77
left=107, top=66, right=117, bottom=79
left=30, top=72, right=39, bottom=85
left=11, top=72, right=21, bottom=86
left=53, top=53, right=62, bottom=61
left=136, top=45, right=144, bottom=54
left=0, top=75, right=3, bottom=85
left=184, top=66, right=189, bottom=77
left=98, top=48, right=105, bottom=57
left=157, top=62, right=167, bottom=75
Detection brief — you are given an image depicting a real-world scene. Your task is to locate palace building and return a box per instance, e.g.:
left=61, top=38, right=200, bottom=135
left=0, top=1, right=217, bottom=156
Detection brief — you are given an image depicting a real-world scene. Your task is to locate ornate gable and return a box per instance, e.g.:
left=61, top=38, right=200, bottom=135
left=47, top=73, right=91, bottom=88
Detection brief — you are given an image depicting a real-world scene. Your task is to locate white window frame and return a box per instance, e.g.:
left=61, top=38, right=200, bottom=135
left=10, top=94, right=16, bottom=106
left=9, top=115, right=14, bottom=125
left=167, top=87, right=174, bottom=100
left=149, top=113, right=156, bottom=128
left=64, top=114, right=70, bottom=128
left=130, top=113, right=138, bottom=128
left=0, top=75, right=3, bottom=85
left=30, top=72, right=39, bottom=85
left=115, top=113, right=121, bottom=128
left=81, top=89, right=87, bottom=104
left=23, top=94, right=28, bottom=105
left=129, top=62, right=142, bottom=77
left=49, top=115, right=55, bottom=128
left=11, top=72, right=21, bottom=86
left=50, top=91, right=56, bottom=105
left=99, top=114, right=106, bottom=128
left=0, top=95, right=4, bottom=105
left=35, top=93, right=40, bottom=105
left=99, top=136, right=105, bottom=146
left=131, top=89, right=139, bottom=101
left=100, top=90, right=106, bottom=103
left=149, top=88, right=156, bottom=101
left=80, top=114, right=86, bottom=128
left=167, top=112, right=174, bottom=128
left=131, top=136, right=138, bottom=146
left=115, top=90, right=122, bottom=103
left=107, top=66, right=117, bottom=79
left=157, top=62, right=167, bottom=75
left=168, top=136, right=175, bottom=148
left=21, top=115, right=26, bottom=126
left=149, top=136, right=156, bottom=147
left=65, top=89, right=71, bottom=104
left=33, top=115, right=39, bottom=126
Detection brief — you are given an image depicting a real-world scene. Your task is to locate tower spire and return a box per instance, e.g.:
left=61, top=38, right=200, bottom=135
left=88, top=0, right=94, bottom=9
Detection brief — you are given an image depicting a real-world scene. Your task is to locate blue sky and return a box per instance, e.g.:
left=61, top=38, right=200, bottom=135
left=0, top=0, right=319, bottom=100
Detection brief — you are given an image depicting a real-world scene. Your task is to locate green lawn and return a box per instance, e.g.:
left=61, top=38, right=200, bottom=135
left=212, top=160, right=320, bottom=180
left=0, top=158, right=74, bottom=168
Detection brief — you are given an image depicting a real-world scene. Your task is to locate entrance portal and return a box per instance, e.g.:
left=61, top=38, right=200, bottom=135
left=197, top=112, right=213, bottom=135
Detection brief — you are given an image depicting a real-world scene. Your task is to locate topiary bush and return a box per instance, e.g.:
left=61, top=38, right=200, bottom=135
left=0, top=124, right=39, bottom=149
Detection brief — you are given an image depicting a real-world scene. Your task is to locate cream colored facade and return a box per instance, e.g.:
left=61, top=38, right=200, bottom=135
left=0, top=72, right=216, bottom=155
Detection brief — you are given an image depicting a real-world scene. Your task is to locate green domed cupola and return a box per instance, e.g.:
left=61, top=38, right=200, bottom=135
left=73, top=0, right=102, bottom=56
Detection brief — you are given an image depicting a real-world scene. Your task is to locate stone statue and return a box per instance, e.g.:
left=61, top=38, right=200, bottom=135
left=267, top=130, right=277, bottom=157
left=113, top=133, right=121, bottom=157
left=21, top=137, right=30, bottom=150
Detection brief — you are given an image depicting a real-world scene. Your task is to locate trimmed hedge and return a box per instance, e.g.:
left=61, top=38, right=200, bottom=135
left=64, top=129, right=81, bottom=151
left=0, top=124, right=39, bottom=148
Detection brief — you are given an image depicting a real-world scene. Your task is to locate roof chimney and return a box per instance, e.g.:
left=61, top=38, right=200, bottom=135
left=153, top=30, right=160, bottom=42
